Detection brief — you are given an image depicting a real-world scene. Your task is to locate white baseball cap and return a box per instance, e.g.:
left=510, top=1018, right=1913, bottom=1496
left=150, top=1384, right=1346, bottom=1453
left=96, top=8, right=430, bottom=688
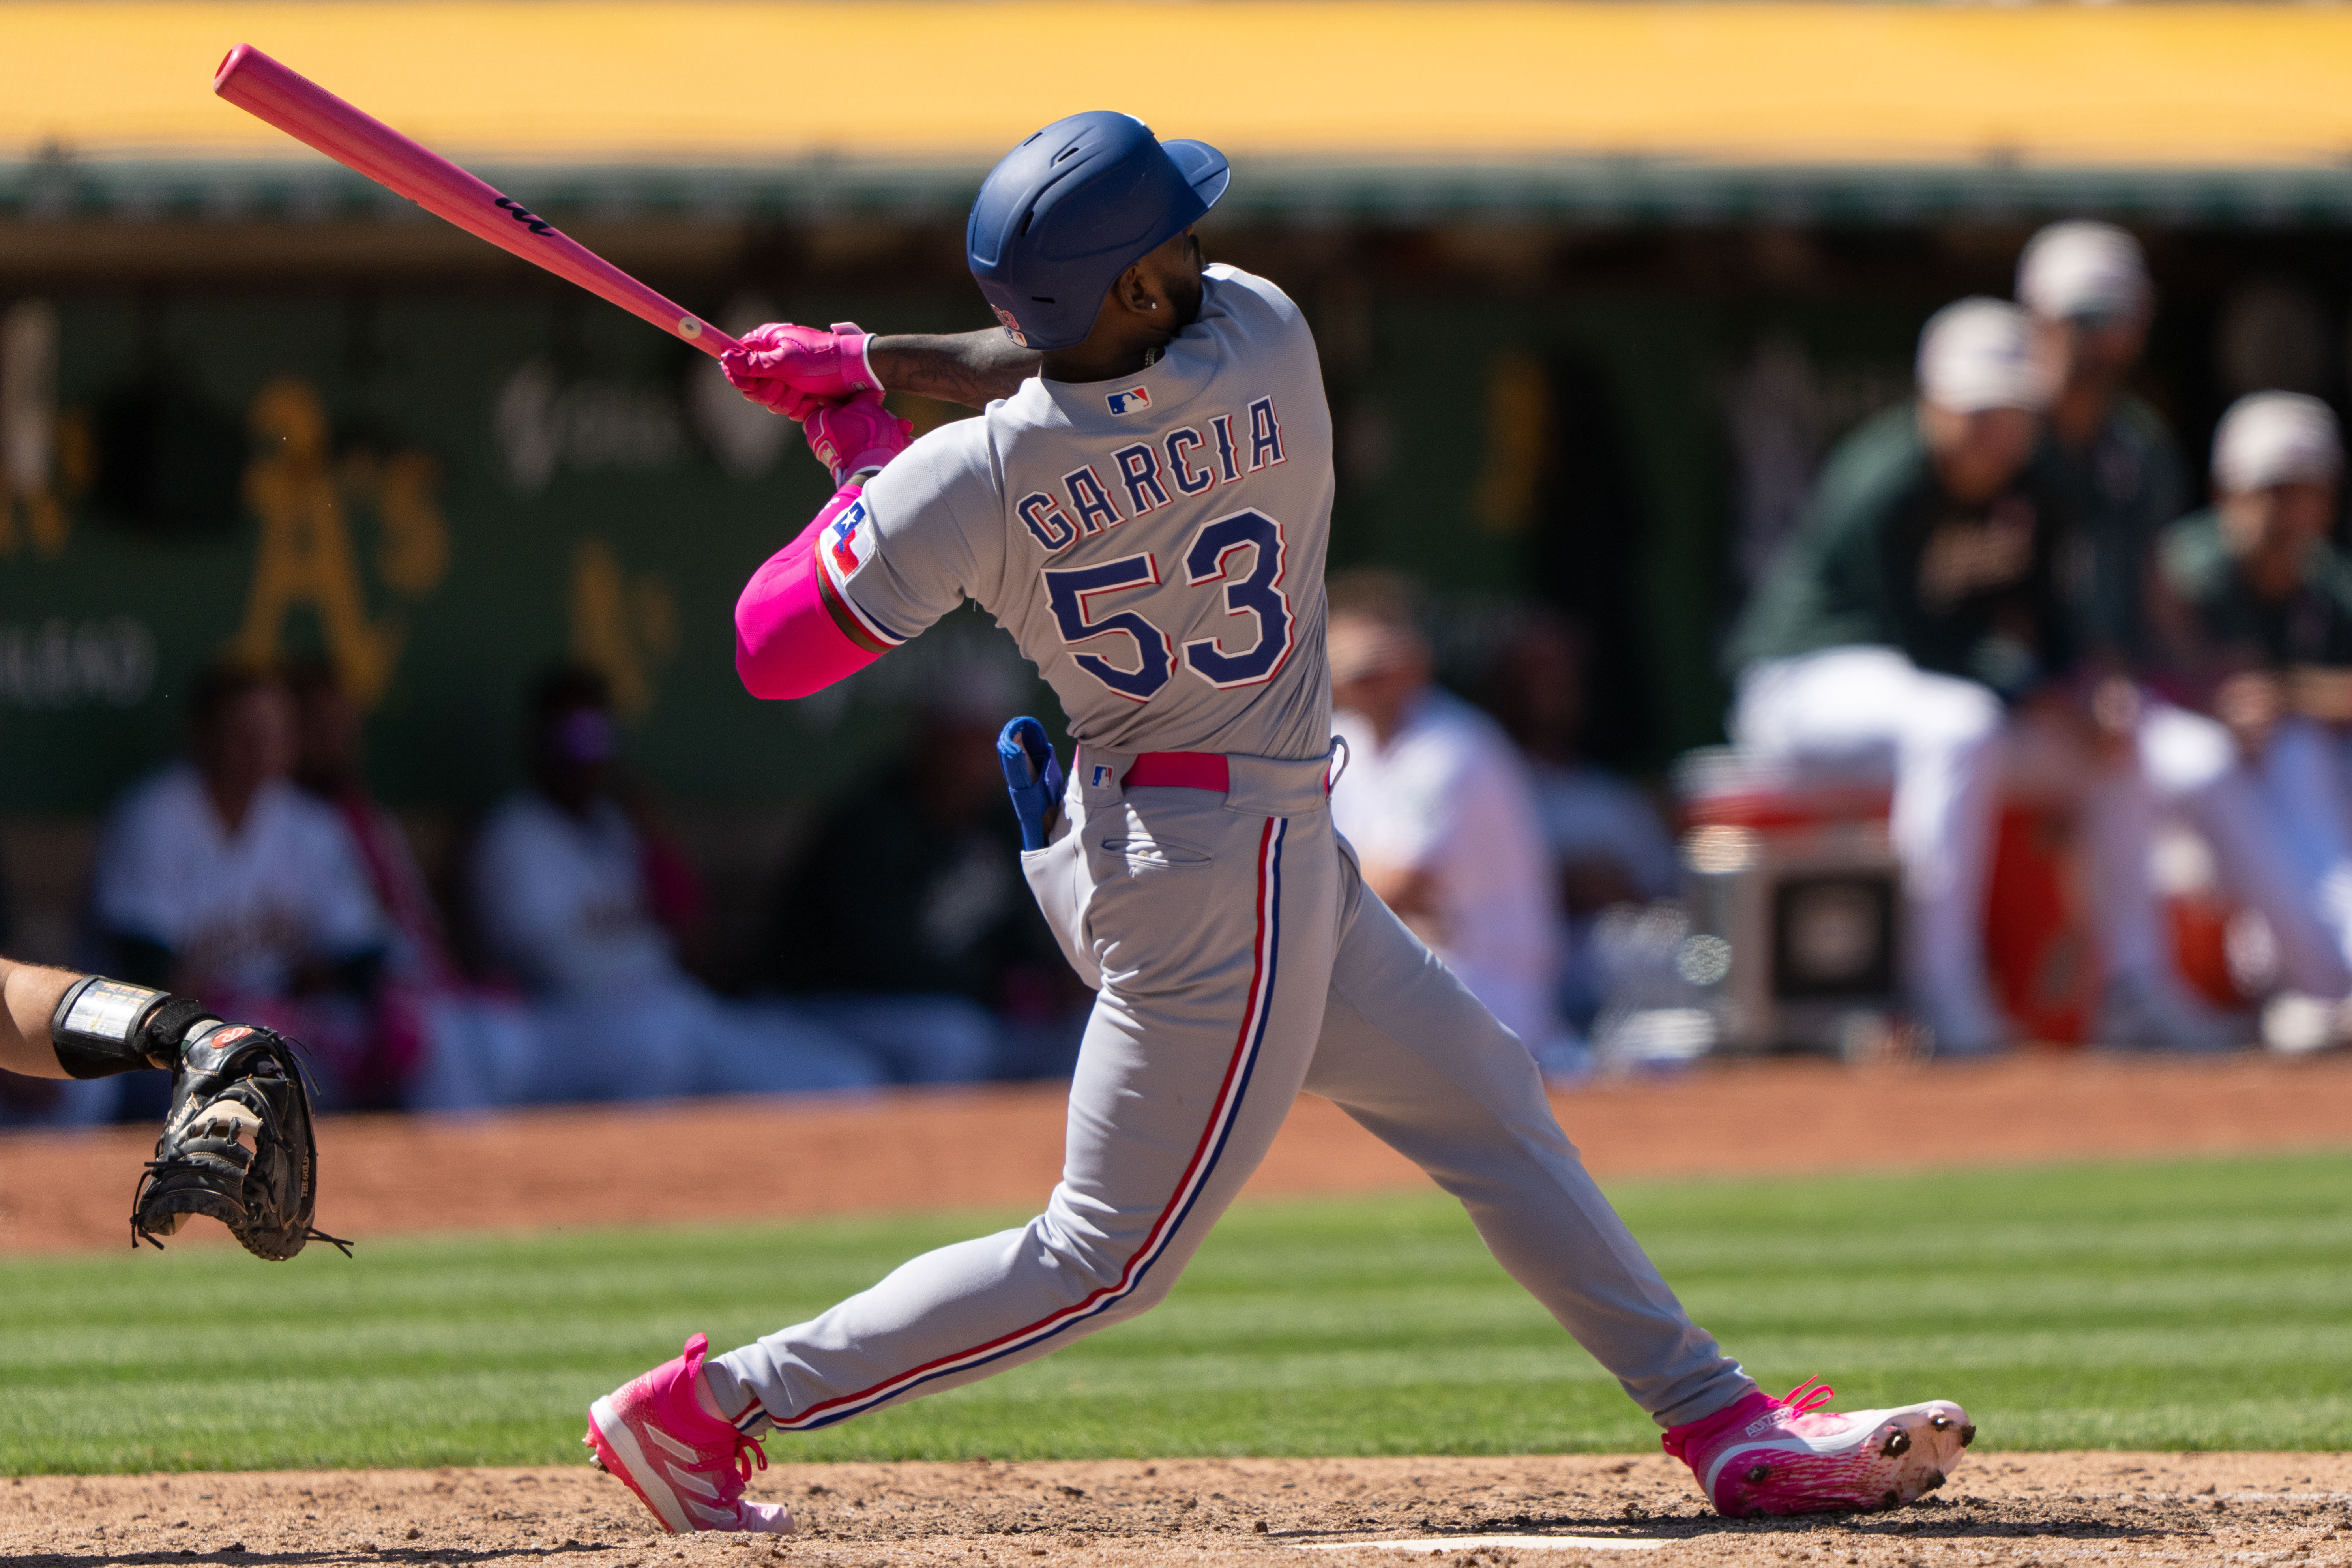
left=2213, top=391, right=2343, bottom=495
left=1916, top=298, right=2052, bottom=414
left=2017, top=221, right=2151, bottom=323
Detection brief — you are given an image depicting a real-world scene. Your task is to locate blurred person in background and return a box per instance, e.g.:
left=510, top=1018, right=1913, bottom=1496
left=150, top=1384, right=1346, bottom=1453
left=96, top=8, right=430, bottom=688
left=2018, top=222, right=2183, bottom=671
left=288, top=659, right=455, bottom=985
left=759, top=670, right=1079, bottom=1083
left=2159, top=393, right=2352, bottom=1045
left=1729, top=299, right=2341, bottom=1055
left=1729, top=299, right=2058, bottom=1054
left=1325, top=571, right=1569, bottom=1066
left=1484, top=610, right=1678, bottom=1032
left=89, top=660, right=391, bottom=1105
left=2019, top=224, right=2352, bottom=1040
left=286, top=658, right=463, bottom=1105
left=468, top=665, right=883, bottom=1102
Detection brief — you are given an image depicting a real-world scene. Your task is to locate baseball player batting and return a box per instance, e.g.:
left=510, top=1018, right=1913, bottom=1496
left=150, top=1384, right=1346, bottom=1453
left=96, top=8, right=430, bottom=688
left=582, top=112, right=1973, bottom=1533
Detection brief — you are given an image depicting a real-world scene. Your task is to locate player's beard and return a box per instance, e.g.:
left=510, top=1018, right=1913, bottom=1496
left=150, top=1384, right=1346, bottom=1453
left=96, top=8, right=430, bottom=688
left=1168, top=270, right=1206, bottom=330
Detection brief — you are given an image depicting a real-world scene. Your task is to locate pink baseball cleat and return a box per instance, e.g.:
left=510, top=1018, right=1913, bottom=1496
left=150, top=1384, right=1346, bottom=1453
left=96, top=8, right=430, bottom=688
left=1663, top=1378, right=1975, bottom=1518
left=584, top=1334, right=794, bottom=1535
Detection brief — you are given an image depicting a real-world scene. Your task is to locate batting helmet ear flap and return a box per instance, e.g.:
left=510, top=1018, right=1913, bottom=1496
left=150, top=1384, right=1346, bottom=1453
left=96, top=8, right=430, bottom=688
left=966, top=111, right=1228, bottom=353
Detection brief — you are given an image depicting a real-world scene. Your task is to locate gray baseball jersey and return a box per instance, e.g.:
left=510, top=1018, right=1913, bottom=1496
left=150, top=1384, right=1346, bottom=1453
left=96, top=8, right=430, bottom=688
left=828, top=264, right=1334, bottom=762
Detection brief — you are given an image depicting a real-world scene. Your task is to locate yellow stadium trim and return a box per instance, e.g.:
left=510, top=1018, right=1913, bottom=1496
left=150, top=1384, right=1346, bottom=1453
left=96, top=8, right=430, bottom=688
left=5, top=3, right=2352, bottom=170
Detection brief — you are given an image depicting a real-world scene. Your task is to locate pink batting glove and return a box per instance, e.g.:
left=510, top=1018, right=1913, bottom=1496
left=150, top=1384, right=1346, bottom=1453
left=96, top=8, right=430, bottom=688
left=721, top=320, right=880, bottom=419
left=804, top=390, right=914, bottom=485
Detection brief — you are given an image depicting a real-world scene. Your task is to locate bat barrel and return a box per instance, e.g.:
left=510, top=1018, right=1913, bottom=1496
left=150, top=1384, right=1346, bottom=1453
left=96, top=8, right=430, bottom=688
left=212, top=45, right=741, bottom=360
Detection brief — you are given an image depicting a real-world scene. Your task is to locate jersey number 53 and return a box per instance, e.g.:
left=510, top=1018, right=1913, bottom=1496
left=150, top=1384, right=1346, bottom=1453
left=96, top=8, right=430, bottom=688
left=1042, top=509, right=1294, bottom=703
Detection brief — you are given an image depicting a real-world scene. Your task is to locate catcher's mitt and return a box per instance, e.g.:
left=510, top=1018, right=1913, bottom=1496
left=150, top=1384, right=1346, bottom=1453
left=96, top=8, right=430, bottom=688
left=131, top=1023, right=350, bottom=1261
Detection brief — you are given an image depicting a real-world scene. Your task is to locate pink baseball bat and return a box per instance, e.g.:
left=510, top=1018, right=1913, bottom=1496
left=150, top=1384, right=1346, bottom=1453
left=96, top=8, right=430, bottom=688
left=212, top=44, right=742, bottom=360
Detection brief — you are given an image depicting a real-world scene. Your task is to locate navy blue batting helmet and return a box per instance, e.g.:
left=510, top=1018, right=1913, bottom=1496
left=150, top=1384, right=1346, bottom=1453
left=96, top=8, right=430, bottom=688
left=967, top=111, right=1230, bottom=354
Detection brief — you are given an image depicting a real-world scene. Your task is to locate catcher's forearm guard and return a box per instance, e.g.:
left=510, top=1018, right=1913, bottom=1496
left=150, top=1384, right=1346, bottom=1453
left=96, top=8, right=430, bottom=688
left=49, top=977, right=218, bottom=1079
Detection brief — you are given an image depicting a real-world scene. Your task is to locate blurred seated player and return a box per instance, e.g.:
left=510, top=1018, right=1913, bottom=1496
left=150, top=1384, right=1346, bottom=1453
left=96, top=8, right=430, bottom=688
left=1325, top=571, right=1567, bottom=1062
left=90, top=660, right=391, bottom=1104
left=469, top=666, right=883, bottom=1102
left=1484, top=611, right=1679, bottom=1029
left=287, top=658, right=459, bottom=988
left=2018, top=221, right=2182, bottom=671
left=2159, top=393, right=2352, bottom=1038
left=286, top=658, right=462, bottom=1105
left=2017, top=226, right=2352, bottom=1034
left=1732, top=300, right=2348, bottom=1055
left=761, top=674, right=1081, bottom=1083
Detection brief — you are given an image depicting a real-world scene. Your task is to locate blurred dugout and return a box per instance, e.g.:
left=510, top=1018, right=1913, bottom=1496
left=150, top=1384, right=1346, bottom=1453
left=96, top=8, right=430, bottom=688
left=1683, top=225, right=2352, bottom=1061
left=7, top=5, right=2352, bottom=1076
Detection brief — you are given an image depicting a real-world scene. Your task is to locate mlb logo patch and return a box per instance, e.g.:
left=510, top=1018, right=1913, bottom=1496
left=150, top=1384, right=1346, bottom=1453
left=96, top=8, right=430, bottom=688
left=823, top=499, right=878, bottom=583
left=1105, top=386, right=1152, bottom=416
left=1092, top=764, right=1112, bottom=787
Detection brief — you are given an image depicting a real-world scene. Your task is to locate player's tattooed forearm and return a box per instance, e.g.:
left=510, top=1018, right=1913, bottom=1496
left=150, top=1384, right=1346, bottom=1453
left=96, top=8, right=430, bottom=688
left=871, top=331, right=1041, bottom=409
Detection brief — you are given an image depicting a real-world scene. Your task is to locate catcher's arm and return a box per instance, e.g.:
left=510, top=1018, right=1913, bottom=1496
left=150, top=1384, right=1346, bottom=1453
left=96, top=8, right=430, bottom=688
left=0, top=955, right=345, bottom=1261
left=0, top=958, right=81, bottom=1076
left=0, top=956, right=213, bottom=1079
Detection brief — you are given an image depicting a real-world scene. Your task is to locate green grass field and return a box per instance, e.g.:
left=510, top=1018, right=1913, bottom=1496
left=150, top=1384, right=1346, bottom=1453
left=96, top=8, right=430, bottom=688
left=6, top=1153, right=2351, bottom=1474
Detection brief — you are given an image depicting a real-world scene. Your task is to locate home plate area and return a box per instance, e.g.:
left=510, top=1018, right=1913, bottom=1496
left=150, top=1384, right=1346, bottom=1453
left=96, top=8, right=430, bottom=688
left=11, top=1452, right=2352, bottom=1567
left=1291, top=1536, right=1662, bottom=1552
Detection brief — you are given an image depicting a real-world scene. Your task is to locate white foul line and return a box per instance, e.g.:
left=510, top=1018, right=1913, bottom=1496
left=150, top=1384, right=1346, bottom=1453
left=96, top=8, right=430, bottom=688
left=1289, top=1536, right=1667, bottom=1553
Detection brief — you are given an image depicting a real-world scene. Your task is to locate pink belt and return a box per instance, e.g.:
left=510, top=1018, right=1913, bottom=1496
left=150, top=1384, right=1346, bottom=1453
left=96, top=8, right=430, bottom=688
left=1122, top=751, right=1231, bottom=791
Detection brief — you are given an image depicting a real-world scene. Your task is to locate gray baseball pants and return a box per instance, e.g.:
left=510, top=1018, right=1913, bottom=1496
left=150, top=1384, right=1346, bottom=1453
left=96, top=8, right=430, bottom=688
left=707, top=750, right=1750, bottom=1433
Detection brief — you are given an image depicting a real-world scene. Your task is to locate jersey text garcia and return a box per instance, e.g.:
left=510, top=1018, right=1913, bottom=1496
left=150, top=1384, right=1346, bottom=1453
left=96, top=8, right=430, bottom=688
left=1015, top=396, right=1286, bottom=553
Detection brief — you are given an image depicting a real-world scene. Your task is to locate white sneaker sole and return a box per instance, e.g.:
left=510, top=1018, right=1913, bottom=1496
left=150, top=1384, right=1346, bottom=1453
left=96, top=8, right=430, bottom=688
left=1707, top=1399, right=1975, bottom=1516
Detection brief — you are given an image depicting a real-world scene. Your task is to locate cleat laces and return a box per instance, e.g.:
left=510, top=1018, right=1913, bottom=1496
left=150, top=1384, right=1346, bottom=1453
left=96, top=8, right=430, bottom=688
left=1777, top=1377, right=1837, bottom=1418
left=727, top=1429, right=770, bottom=1488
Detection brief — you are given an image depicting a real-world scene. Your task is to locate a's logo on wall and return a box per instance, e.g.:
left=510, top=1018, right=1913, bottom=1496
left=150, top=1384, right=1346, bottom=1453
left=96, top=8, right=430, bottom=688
left=232, top=376, right=450, bottom=709
left=1105, top=386, right=1152, bottom=416
left=568, top=538, right=676, bottom=720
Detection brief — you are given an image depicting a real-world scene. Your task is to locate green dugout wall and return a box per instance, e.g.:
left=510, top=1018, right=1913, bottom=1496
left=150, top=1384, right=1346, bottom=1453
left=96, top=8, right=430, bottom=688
left=5, top=219, right=2345, bottom=817
left=0, top=269, right=1951, bottom=815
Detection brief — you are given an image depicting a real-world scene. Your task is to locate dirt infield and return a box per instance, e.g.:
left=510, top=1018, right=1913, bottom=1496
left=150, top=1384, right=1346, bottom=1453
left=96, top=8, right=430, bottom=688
left=9, top=1451, right=2352, bottom=1567
left=8, top=1051, right=2352, bottom=1253
left=10, top=1056, right=2352, bottom=1560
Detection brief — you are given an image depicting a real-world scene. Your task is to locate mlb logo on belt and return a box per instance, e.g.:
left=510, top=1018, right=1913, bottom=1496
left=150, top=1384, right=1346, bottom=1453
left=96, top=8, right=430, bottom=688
left=1105, top=386, right=1152, bottom=416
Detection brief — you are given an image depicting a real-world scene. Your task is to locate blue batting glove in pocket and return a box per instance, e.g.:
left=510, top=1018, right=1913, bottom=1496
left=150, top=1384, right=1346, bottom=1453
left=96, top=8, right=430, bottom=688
left=997, top=716, right=1066, bottom=851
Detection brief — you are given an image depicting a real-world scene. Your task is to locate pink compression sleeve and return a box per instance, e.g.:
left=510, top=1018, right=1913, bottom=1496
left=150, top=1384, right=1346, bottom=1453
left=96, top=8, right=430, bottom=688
left=734, top=484, right=888, bottom=699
